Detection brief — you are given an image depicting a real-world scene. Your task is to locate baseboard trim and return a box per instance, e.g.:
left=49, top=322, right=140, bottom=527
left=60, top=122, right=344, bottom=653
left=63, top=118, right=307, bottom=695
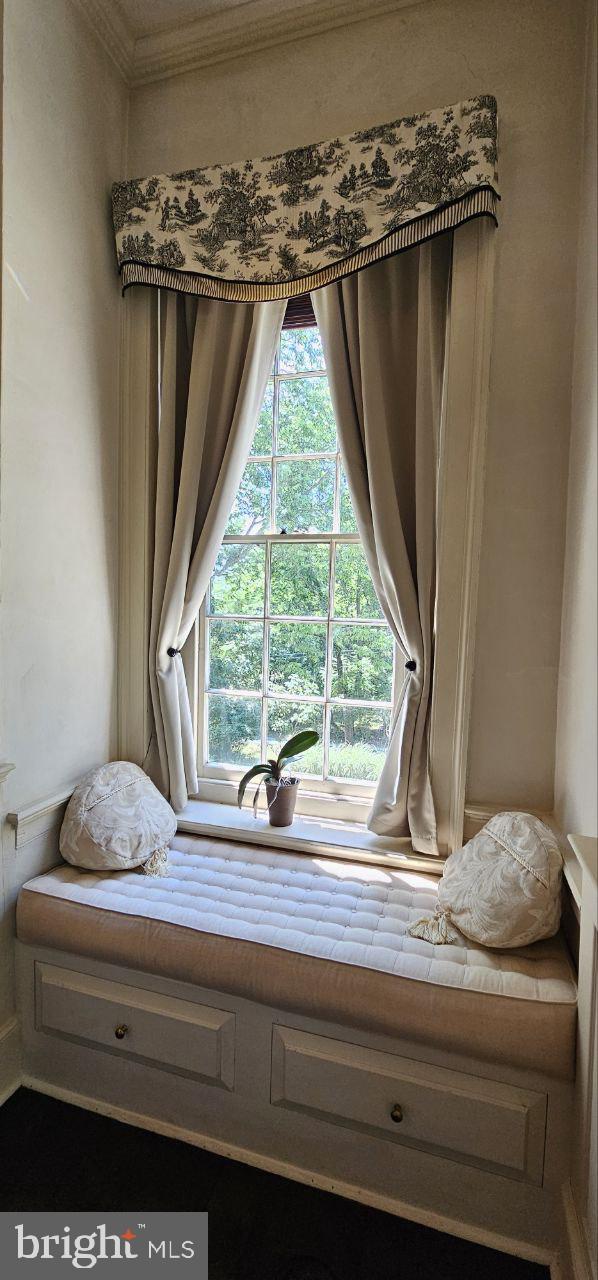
left=0, top=1016, right=22, bottom=1106
left=22, top=1074, right=555, bottom=1270
left=560, top=1181, right=594, bottom=1280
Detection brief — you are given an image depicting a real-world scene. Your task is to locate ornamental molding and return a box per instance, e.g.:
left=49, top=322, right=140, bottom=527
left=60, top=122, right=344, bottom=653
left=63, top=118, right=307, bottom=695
left=72, top=0, right=135, bottom=81
left=74, top=0, right=430, bottom=87
left=7, top=785, right=74, bottom=849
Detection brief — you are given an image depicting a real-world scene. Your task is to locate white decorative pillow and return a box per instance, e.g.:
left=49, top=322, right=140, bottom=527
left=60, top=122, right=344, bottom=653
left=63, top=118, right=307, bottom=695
left=409, top=812, right=563, bottom=948
left=60, top=762, right=176, bottom=876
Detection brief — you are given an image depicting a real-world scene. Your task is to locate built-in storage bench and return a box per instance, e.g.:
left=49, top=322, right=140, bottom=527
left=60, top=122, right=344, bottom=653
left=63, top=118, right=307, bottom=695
left=16, top=834, right=577, bottom=1272
left=35, top=963, right=236, bottom=1090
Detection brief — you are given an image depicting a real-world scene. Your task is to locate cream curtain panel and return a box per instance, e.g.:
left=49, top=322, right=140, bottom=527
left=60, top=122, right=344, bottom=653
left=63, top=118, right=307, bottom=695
left=151, top=292, right=285, bottom=811
left=312, top=238, right=451, bottom=853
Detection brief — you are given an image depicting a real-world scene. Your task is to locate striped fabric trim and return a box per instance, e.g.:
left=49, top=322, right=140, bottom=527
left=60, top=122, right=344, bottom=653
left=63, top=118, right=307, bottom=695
left=120, top=187, right=498, bottom=302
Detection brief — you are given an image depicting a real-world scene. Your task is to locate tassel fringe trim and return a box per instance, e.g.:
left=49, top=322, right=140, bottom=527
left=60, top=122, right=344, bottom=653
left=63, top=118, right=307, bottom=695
left=408, top=906, right=460, bottom=944
left=139, top=846, right=170, bottom=877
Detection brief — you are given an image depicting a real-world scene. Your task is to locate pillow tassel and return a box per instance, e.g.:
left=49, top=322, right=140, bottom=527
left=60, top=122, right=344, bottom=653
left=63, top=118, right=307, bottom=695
left=408, top=906, right=459, bottom=944
left=141, top=846, right=170, bottom=877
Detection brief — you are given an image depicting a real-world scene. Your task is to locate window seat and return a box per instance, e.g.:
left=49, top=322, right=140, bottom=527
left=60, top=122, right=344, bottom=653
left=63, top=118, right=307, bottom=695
left=17, top=833, right=576, bottom=1080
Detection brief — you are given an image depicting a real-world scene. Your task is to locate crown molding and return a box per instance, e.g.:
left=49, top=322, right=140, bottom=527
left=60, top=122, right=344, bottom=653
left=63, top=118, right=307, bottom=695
left=71, top=0, right=135, bottom=81
left=73, top=0, right=424, bottom=87
left=132, top=0, right=421, bottom=85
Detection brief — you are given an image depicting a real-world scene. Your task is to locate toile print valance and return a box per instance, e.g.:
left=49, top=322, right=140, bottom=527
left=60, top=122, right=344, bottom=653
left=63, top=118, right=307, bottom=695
left=112, top=94, right=498, bottom=302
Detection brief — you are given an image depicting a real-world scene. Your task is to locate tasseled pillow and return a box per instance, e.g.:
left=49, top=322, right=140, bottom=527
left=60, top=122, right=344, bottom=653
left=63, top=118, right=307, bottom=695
left=409, top=812, right=563, bottom=949
left=60, top=761, right=176, bottom=877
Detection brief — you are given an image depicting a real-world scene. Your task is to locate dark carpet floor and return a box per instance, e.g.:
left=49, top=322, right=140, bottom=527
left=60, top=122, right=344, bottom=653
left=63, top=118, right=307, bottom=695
left=0, top=1088, right=548, bottom=1279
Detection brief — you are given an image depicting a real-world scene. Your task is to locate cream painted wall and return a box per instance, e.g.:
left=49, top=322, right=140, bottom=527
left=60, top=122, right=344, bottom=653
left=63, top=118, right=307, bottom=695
left=555, top=6, right=597, bottom=839
left=126, top=0, right=587, bottom=812
left=0, top=0, right=127, bottom=1032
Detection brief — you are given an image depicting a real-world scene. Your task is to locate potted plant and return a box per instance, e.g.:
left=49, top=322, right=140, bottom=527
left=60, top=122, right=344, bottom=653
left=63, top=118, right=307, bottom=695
left=237, top=730, right=319, bottom=827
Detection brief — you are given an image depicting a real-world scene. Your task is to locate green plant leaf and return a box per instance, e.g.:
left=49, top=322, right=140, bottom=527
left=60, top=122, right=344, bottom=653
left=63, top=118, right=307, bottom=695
left=252, top=777, right=267, bottom=818
left=277, top=730, right=320, bottom=771
left=237, top=763, right=272, bottom=808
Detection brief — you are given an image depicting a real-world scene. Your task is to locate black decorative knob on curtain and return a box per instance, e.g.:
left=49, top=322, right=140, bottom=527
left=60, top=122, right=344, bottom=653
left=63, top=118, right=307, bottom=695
left=167, top=647, right=180, bottom=658
left=405, top=659, right=417, bottom=672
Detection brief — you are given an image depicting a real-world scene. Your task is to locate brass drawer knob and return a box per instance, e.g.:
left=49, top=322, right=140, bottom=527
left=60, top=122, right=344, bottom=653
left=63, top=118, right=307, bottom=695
left=114, top=1024, right=129, bottom=1040
left=390, top=1103, right=403, bottom=1124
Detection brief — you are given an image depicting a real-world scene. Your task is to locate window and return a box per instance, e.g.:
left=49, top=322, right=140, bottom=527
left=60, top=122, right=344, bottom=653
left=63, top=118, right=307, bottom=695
left=198, top=323, right=396, bottom=802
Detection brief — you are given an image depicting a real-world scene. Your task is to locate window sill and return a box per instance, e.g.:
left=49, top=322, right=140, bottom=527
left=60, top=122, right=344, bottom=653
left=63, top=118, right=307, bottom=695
left=176, top=798, right=444, bottom=875
left=191, top=774, right=380, bottom=823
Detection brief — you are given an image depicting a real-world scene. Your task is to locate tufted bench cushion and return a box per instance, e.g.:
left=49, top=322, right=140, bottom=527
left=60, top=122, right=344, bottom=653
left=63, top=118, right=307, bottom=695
left=17, top=834, right=577, bottom=1079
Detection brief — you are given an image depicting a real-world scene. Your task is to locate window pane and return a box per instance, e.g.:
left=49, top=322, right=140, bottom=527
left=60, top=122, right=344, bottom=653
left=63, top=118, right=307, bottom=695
left=202, top=317, right=397, bottom=799
left=278, top=377, right=336, bottom=454
left=270, top=543, right=329, bottom=617
left=208, top=619, right=263, bottom=691
left=267, top=700, right=324, bottom=777
left=279, top=328, right=325, bottom=373
left=207, top=695, right=261, bottom=768
left=333, top=545, right=382, bottom=619
left=251, top=380, right=273, bottom=456
left=268, top=622, right=327, bottom=697
left=339, top=467, right=358, bottom=533
left=331, top=625, right=393, bottom=701
left=209, top=544, right=265, bottom=616
left=225, top=462, right=271, bottom=535
left=275, top=458, right=335, bottom=532
left=329, top=706, right=390, bottom=781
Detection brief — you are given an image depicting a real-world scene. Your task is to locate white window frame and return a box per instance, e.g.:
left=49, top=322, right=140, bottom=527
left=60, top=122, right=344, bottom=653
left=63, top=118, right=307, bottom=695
left=197, top=343, right=396, bottom=815
left=119, top=219, right=496, bottom=857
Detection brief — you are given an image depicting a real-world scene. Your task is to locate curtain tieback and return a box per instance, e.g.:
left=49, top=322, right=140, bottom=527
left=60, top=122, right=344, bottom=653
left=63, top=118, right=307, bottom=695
left=167, top=647, right=181, bottom=658
left=405, top=659, right=417, bottom=672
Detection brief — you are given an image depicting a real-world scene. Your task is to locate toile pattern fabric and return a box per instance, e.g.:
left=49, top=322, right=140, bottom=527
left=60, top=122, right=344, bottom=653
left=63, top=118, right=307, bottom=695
left=59, top=762, right=177, bottom=874
left=409, top=812, right=563, bottom=949
left=112, top=95, right=498, bottom=301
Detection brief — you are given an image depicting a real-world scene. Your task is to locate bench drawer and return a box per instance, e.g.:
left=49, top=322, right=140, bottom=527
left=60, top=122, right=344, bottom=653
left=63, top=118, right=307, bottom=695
left=36, top=963, right=235, bottom=1090
left=271, top=1025, right=546, bottom=1184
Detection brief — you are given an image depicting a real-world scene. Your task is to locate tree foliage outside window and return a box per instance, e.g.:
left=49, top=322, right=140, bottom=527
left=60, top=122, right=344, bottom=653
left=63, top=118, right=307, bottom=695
left=201, top=325, right=394, bottom=787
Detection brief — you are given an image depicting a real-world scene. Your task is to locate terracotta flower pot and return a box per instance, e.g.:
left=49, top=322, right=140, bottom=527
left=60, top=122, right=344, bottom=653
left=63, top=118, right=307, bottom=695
left=265, top=778, right=299, bottom=827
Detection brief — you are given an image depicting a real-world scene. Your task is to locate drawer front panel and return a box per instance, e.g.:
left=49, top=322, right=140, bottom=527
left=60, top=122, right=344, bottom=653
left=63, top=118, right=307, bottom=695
left=36, top=963, right=235, bottom=1090
left=271, top=1025, right=546, bottom=1184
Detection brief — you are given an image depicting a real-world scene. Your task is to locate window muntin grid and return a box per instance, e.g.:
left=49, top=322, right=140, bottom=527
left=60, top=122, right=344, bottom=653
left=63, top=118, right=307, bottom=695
left=200, top=328, right=396, bottom=791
